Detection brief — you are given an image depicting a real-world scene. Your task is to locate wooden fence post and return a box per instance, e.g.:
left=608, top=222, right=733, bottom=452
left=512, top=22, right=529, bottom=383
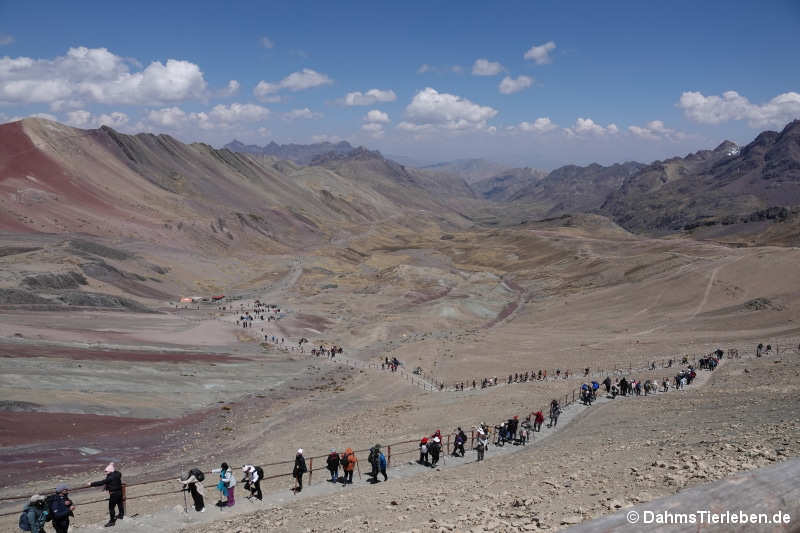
left=387, top=445, right=391, bottom=469
left=446, top=434, right=451, bottom=455
left=308, top=457, right=313, bottom=486
left=470, top=429, right=475, bottom=449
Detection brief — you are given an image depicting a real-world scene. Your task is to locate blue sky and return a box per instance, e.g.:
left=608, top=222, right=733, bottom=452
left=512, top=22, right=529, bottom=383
left=1, top=0, right=799, bottom=168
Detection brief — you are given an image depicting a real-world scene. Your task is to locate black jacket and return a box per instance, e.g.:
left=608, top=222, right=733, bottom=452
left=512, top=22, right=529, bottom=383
left=326, top=453, right=340, bottom=470
left=90, top=471, right=123, bottom=493
left=293, top=455, right=307, bottom=476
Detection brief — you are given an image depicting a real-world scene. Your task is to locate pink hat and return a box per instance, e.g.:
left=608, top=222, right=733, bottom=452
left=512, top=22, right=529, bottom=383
left=104, top=463, right=115, bottom=473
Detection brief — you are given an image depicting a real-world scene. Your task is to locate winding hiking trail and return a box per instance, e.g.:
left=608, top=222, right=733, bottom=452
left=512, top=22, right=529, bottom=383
left=67, top=359, right=726, bottom=532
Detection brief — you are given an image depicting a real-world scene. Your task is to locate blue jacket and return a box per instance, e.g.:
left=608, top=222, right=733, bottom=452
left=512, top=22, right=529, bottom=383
left=22, top=504, right=48, bottom=533
left=49, top=494, right=72, bottom=521
left=379, top=452, right=386, bottom=469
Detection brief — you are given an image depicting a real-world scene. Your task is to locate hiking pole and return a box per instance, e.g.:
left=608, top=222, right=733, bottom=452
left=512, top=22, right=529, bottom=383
left=183, top=486, right=188, bottom=513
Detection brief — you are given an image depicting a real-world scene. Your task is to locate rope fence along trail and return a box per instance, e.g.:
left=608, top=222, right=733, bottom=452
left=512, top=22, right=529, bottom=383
left=0, top=345, right=773, bottom=524
left=308, top=346, right=750, bottom=394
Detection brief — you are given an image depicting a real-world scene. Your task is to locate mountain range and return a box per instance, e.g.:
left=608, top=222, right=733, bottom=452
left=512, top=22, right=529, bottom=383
left=223, top=139, right=355, bottom=164
left=3, top=118, right=800, bottom=249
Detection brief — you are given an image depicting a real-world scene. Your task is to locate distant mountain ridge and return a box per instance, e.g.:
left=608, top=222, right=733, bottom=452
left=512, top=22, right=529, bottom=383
left=470, top=168, right=549, bottom=202
left=224, top=139, right=355, bottom=164
left=421, top=158, right=511, bottom=183
left=601, top=120, right=800, bottom=233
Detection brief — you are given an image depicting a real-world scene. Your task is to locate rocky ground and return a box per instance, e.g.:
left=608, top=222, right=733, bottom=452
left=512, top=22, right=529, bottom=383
left=174, top=354, right=800, bottom=533
left=2, top=220, right=800, bottom=531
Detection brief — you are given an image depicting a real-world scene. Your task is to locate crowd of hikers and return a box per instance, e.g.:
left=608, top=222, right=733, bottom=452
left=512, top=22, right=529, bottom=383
left=13, top=346, right=740, bottom=530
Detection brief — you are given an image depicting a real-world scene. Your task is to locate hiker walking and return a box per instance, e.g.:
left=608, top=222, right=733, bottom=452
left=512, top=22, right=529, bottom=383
left=475, top=430, right=488, bottom=462
left=429, top=436, right=442, bottom=467
left=549, top=400, right=561, bottom=428
left=49, top=485, right=75, bottom=533
left=179, top=469, right=206, bottom=512
left=293, top=449, right=307, bottom=492
left=419, top=437, right=430, bottom=466
left=453, top=427, right=467, bottom=457
left=368, top=444, right=385, bottom=483
left=212, top=463, right=235, bottom=507
left=327, top=449, right=340, bottom=482
left=533, top=410, right=544, bottom=432
left=88, top=462, right=124, bottom=526
left=19, top=494, right=48, bottom=533
left=241, top=465, right=263, bottom=501
left=341, top=448, right=356, bottom=484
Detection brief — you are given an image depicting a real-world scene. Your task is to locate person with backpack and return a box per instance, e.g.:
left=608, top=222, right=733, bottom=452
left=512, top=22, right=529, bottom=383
left=19, top=494, right=48, bottom=533
left=48, top=485, right=74, bottom=533
left=340, top=448, right=356, bottom=484
left=418, top=437, right=429, bottom=466
left=533, top=411, right=544, bottom=432
left=367, top=445, right=381, bottom=483
left=326, top=449, right=340, bottom=482
left=429, top=436, right=441, bottom=467
left=475, top=430, right=488, bottom=462
left=88, top=462, right=124, bottom=527
left=179, top=469, right=205, bottom=512
left=241, top=465, right=262, bottom=501
left=453, top=428, right=467, bottom=457
left=212, top=463, right=235, bottom=507
left=293, top=449, right=307, bottom=493
left=549, top=400, right=561, bottom=428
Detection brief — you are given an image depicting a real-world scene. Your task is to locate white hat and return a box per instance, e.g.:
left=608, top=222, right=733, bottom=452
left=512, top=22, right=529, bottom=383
left=297, top=448, right=303, bottom=455
left=30, top=494, right=45, bottom=504
left=433, top=436, right=440, bottom=443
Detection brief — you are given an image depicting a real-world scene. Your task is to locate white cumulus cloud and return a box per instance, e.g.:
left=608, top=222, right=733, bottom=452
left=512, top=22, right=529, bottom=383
left=499, top=75, right=533, bottom=94
left=417, top=64, right=464, bottom=75
left=403, top=87, right=497, bottom=132
left=472, top=59, right=504, bottom=76
left=628, top=120, right=686, bottom=141
left=364, top=109, right=390, bottom=123
left=209, top=103, right=270, bottom=123
left=361, top=122, right=385, bottom=138
left=677, top=90, right=800, bottom=129
left=66, top=109, right=129, bottom=129
left=509, top=117, right=558, bottom=133
left=146, top=106, right=187, bottom=128
left=342, top=88, right=397, bottom=106
left=565, top=117, right=619, bottom=136
left=253, top=68, right=332, bottom=100
left=283, top=107, right=322, bottom=121
left=524, top=41, right=556, bottom=65
left=0, top=46, right=207, bottom=109
left=218, top=80, right=240, bottom=97
left=145, top=103, right=270, bottom=132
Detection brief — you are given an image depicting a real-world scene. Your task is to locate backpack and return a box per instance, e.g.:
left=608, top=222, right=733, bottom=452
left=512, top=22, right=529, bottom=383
left=189, top=468, right=205, bottom=482
left=254, top=466, right=264, bottom=480
left=19, top=508, right=31, bottom=531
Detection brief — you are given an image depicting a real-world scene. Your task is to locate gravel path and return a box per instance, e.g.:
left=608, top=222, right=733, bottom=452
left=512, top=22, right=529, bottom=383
left=69, top=363, right=720, bottom=532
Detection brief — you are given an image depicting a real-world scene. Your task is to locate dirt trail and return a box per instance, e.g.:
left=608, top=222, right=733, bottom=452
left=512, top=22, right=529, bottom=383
left=43, top=359, right=725, bottom=533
